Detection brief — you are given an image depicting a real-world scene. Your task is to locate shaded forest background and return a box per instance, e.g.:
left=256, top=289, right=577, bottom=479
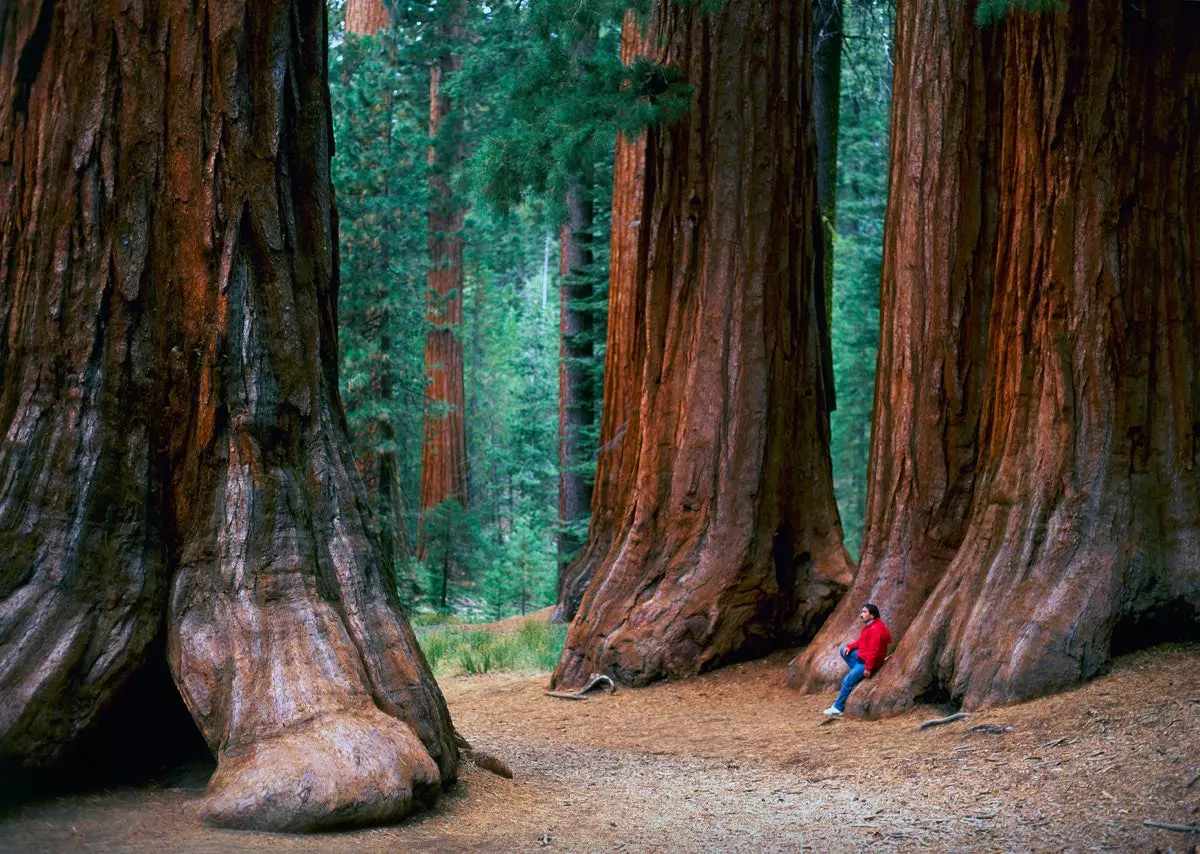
left=332, top=0, right=893, bottom=622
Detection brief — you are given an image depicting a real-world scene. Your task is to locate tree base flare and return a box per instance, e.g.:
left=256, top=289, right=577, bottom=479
left=201, top=711, right=441, bottom=832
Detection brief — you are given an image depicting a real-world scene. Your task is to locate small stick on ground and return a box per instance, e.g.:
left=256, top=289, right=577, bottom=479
left=1143, top=820, right=1200, bottom=833
left=918, top=712, right=968, bottom=731
left=545, top=673, right=616, bottom=701
left=1187, top=771, right=1200, bottom=789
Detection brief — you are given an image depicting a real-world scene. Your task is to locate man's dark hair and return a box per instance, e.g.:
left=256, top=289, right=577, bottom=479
left=863, top=603, right=881, bottom=620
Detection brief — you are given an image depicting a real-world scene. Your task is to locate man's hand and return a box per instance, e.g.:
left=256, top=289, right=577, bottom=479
left=840, top=646, right=848, bottom=657
left=864, top=668, right=873, bottom=678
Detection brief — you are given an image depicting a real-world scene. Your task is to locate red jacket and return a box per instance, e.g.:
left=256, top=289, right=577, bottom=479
left=847, top=619, right=892, bottom=671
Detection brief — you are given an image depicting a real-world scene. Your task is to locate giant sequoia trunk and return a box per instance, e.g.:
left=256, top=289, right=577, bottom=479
left=841, top=0, right=1200, bottom=714
left=346, top=0, right=390, bottom=34
left=417, top=3, right=470, bottom=555
left=552, top=11, right=651, bottom=622
left=0, top=0, right=457, bottom=830
left=556, top=174, right=596, bottom=571
left=788, top=0, right=1002, bottom=690
left=552, top=0, right=853, bottom=688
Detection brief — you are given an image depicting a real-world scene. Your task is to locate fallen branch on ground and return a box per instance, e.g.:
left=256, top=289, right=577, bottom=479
left=1143, top=820, right=1200, bottom=833
left=545, top=673, right=616, bottom=700
left=918, top=712, right=968, bottom=730
left=1187, top=772, right=1200, bottom=789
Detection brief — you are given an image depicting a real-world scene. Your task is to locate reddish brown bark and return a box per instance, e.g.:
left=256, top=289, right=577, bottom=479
left=552, top=0, right=853, bottom=688
left=0, top=0, right=457, bottom=829
left=788, top=0, right=1002, bottom=690
left=557, top=176, right=596, bottom=568
left=852, top=0, right=1200, bottom=714
left=552, top=11, right=652, bottom=622
left=418, top=5, right=469, bottom=555
left=346, top=0, right=390, bottom=34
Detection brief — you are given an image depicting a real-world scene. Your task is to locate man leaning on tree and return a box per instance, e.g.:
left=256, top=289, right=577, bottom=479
left=824, top=603, right=892, bottom=716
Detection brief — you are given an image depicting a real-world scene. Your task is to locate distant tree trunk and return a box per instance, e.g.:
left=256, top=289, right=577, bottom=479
left=854, top=0, right=1200, bottom=714
left=418, top=2, right=469, bottom=556
left=557, top=173, right=596, bottom=580
left=812, top=0, right=841, bottom=412
left=552, top=0, right=853, bottom=689
left=552, top=11, right=651, bottom=622
left=0, top=0, right=457, bottom=830
left=346, top=0, right=390, bottom=34
left=345, top=0, right=412, bottom=586
left=788, top=0, right=1002, bottom=690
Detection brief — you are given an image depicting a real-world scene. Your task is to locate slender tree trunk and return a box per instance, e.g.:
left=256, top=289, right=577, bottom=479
left=552, top=0, right=853, bottom=689
left=418, top=2, right=469, bottom=556
left=552, top=11, right=652, bottom=622
left=852, top=0, right=1200, bottom=715
left=0, top=0, right=457, bottom=830
left=346, top=0, right=412, bottom=588
left=788, top=0, right=1002, bottom=690
left=346, top=0, right=390, bottom=34
left=812, top=0, right=842, bottom=412
left=557, top=173, right=596, bottom=578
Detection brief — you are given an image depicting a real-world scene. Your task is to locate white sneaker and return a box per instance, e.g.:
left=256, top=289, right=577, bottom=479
left=823, top=705, right=843, bottom=716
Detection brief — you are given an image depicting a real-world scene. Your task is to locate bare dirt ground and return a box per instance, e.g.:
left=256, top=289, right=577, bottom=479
left=1, top=643, right=1198, bottom=853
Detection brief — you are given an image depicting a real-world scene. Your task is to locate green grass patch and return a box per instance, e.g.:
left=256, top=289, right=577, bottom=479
left=415, top=619, right=568, bottom=677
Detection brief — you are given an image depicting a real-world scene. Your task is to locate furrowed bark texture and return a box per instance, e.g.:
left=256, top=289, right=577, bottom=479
left=346, top=0, right=390, bottom=34
left=788, top=0, right=1002, bottom=691
left=418, top=5, right=469, bottom=554
left=552, top=0, right=853, bottom=688
left=557, top=176, right=596, bottom=568
left=552, top=11, right=652, bottom=622
left=0, top=0, right=457, bottom=830
left=853, top=0, right=1200, bottom=715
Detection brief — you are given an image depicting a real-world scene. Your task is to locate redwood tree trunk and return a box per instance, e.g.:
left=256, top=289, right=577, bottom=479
left=418, top=4, right=470, bottom=555
left=557, top=174, right=596, bottom=569
left=0, top=0, right=457, bottom=830
left=853, top=0, right=1200, bottom=714
left=788, top=0, right=1002, bottom=690
left=346, top=0, right=390, bottom=34
left=552, top=11, right=651, bottom=622
left=552, top=0, right=853, bottom=689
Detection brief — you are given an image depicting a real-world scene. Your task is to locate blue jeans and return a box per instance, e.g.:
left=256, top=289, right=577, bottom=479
left=835, top=648, right=866, bottom=711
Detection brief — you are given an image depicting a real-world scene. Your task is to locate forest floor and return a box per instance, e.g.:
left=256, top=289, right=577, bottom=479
left=1, top=640, right=1198, bottom=853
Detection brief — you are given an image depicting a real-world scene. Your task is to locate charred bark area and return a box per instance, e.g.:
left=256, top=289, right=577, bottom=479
left=854, top=0, right=1200, bottom=714
left=788, top=0, right=1002, bottom=691
left=418, top=8, right=470, bottom=556
left=1, top=0, right=457, bottom=831
left=552, top=11, right=651, bottom=623
left=557, top=175, right=596, bottom=570
left=553, top=0, right=852, bottom=688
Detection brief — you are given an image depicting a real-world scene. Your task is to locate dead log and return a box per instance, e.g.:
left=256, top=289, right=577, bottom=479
left=918, top=713, right=968, bottom=731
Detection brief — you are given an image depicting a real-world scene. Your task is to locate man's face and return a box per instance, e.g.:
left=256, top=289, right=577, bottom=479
left=860, top=607, right=872, bottom=623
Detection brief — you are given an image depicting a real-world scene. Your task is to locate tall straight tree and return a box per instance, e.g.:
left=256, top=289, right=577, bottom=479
left=557, top=169, right=597, bottom=569
left=788, top=0, right=1001, bottom=690
left=344, top=0, right=413, bottom=583
left=815, top=0, right=1199, bottom=714
left=553, top=0, right=853, bottom=688
left=553, top=10, right=651, bottom=622
left=812, top=0, right=842, bottom=410
left=418, top=0, right=470, bottom=555
left=0, top=0, right=457, bottom=830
